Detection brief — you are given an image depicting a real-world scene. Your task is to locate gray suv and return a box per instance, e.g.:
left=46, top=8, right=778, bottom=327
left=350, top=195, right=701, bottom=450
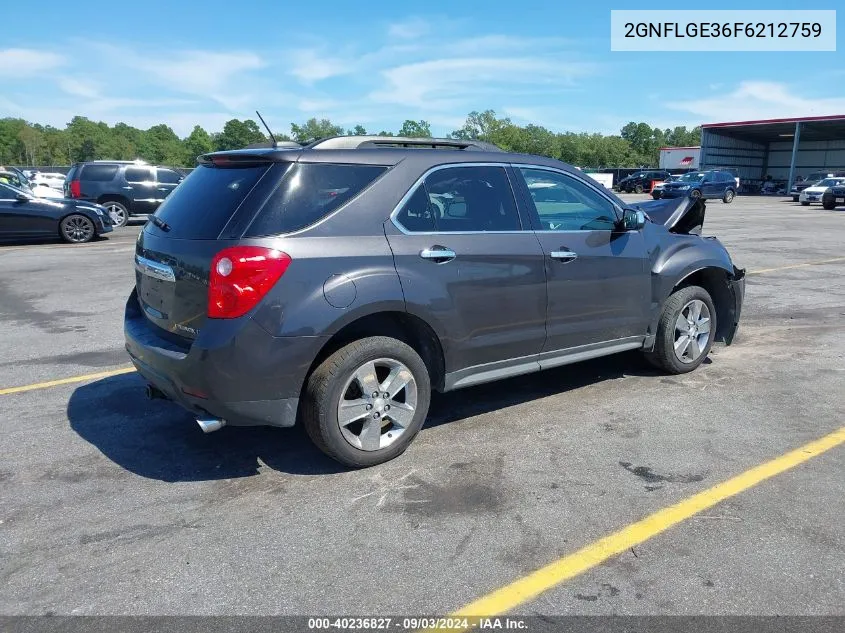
left=125, top=136, right=745, bottom=467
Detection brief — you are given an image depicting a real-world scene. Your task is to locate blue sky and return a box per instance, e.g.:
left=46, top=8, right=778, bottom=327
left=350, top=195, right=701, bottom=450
left=0, top=0, right=842, bottom=138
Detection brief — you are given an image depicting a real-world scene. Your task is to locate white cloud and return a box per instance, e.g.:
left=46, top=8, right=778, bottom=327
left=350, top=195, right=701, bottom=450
left=58, top=77, right=101, bottom=99
left=667, top=81, right=845, bottom=122
left=288, top=49, right=353, bottom=84
left=131, top=50, right=265, bottom=96
left=371, top=57, right=596, bottom=110
left=387, top=17, right=431, bottom=40
left=0, top=48, right=65, bottom=76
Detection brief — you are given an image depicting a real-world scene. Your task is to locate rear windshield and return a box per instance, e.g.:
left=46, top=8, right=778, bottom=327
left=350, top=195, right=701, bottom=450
left=245, top=163, right=387, bottom=236
left=150, top=163, right=270, bottom=239
left=81, top=164, right=119, bottom=181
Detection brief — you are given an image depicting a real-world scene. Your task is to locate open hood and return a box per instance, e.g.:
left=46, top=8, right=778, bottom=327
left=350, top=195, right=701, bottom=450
left=627, top=197, right=706, bottom=235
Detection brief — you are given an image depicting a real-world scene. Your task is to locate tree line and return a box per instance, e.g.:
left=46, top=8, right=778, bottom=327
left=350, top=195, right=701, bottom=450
left=0, top=110, right=700, bottom=169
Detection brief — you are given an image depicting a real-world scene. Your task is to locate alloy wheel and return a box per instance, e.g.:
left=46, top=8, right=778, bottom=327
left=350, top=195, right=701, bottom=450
left=62, top=216, right=94, bottom=243
left=673, top=299, right=711, bottom=364
left=106, top=204, right=127, bottom=226
left=336, top=357, right=418, bottom=451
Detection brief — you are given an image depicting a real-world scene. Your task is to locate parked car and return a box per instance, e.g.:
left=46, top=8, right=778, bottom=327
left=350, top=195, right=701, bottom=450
left=651, top=174, right=683, bottom=199
left=0, top=182, right=112, bottom=243
left=30, top=171, right=66, bottom=190
left=798, top=177, right=845, bottom=205
left=821, top=184, right=845, bottom=210
left=64, top=161, right=185, bottom=227
left=659, top=170, right=737, bottom=203
left=0, top=168, right=30, bottom=190
left=789, top=171, right=844, bottom=201
left=125, top=136, right=745, bottom=467
left=616, top=170, right=671, bottom=193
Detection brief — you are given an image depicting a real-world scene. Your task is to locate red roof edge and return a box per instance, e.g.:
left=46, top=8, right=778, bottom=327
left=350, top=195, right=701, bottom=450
left=702, top=114, right=845, bottom=128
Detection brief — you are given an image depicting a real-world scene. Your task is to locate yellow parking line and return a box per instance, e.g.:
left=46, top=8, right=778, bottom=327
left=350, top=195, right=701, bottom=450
left=749, top=257, right=845, bottom=275
left=0, top=367, right=136, bottom=396
left=440, top=426, right=845, bottom=625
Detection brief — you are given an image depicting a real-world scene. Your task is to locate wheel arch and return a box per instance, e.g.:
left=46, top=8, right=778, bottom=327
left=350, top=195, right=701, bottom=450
left=304, top=311, right=446, bottom=394
left=97, top=194, right=131, bottom=209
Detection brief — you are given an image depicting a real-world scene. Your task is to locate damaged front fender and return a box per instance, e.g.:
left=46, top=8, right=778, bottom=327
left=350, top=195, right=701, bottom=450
left=724, top=265, right=745, bottom=346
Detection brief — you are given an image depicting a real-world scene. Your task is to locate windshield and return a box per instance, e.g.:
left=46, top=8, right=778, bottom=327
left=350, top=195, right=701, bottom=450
left=678, top=172, right=706, bottom=183
left=816, top=178, right=842, bottom=187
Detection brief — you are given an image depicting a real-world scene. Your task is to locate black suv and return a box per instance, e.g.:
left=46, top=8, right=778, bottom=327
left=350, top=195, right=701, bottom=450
left=617, top=170, right=671, bottom=193
left=64, top=161, right=185, bottom=227
left=125, top=136, right=745, bottom=467
left=821, top=183, right=845, bottom=210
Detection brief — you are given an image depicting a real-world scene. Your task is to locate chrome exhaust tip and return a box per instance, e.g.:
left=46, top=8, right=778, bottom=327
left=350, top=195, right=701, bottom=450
left=196, top=417, right=226, bottom=433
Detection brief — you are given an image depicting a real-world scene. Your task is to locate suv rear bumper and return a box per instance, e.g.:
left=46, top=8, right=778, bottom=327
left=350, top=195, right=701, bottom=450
left=124, top=290, right=327, bottom=428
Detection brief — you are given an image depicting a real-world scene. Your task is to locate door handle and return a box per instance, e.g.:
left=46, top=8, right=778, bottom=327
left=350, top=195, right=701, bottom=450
left=550, top=249, right=578, bottom=263
left=420, top=246, right=456, bottom=263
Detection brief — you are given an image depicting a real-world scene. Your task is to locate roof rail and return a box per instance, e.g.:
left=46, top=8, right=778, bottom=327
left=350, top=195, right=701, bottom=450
left=305, top=135, right=504, bottom=152
left=243, top=140, right=303, bottom=149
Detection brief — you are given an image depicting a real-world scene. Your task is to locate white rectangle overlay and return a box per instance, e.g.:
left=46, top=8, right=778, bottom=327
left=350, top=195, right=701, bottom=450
left=611, top=10, right=836, bottom=52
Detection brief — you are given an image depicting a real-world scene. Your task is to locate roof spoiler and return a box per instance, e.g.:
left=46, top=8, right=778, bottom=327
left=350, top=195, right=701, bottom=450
left=304, top=136, right=504, bottom=152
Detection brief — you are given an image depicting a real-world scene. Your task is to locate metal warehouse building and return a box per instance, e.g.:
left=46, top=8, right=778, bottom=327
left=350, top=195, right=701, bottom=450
left=699, top=115, right=845, bottom=192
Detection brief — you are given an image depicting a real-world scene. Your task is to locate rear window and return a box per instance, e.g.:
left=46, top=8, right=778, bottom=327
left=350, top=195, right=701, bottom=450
left=80, top=164, right=119, bottom=181
left=245, top=163, right=387, bottom=236
left=150, top=163, right=270, bottom=239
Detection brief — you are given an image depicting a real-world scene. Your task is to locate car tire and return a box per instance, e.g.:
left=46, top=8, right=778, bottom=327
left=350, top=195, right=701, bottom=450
left=302, top=336, right=431, bottom=468
left=722, top=189, right=735, bottom=203
left=690, top=189, right=702, bottom=199
left=102, top=200, right=129, bottom=227
left=651, top=192, right=661, bottom=200
left=792, top=196, right=799, bottom=202
left=822, top=197, right=836, bottom=210
left=59, top=214, right=96, bottom=244
left=800, top=201, right=810, bottom=206
left=643, top=285, right=717, bottom=375
left=634, top=184, right=644, bottom=194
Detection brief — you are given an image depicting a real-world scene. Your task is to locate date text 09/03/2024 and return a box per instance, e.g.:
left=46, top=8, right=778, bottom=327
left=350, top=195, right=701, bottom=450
left=307, top=617, right=529, bottom=630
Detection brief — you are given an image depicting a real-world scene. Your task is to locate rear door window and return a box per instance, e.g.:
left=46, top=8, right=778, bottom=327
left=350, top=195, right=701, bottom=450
left=81, top=164, right=119, bottom=181
left=245, top=163, right=387, bottom=236
left=422, top=166, right=521, bottom=232
left=125, top=167, right=154, bottom=183
left=156, top=168, right=182, bottom=184
left=149, top=163, right=270, bottom=239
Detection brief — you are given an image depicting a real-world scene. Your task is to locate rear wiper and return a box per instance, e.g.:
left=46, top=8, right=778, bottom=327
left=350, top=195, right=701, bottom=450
left=150, top=215, right=171, bottom=232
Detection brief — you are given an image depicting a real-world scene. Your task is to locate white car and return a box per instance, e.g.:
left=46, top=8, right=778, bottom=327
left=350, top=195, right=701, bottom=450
left=30, top=172, right=66, bottom=190
left=31, top=183, right=64, bottom=199
left=799, top=177, right=845, bottom=205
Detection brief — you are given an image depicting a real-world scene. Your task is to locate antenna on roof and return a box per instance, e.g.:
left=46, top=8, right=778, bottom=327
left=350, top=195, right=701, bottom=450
left=255, top=110, right=277, bottom=146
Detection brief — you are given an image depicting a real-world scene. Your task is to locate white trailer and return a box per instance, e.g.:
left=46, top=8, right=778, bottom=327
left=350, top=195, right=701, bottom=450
left=584, top=172, right=614, bottom=189
left=659, top=146, right=700, bottom=170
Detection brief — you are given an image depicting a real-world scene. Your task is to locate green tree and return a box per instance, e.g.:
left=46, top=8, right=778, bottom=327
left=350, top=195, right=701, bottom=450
left=290, top=118, right=344, bottom=143
left=450, top=110, right=512, bottom=142
left=0, top=118, right=28, bottom=163
left=347, top=125, right=367, bottom=136
left=215, top=119, right=266, bottom=151
left=18, top=125, right=43, bottom=165
left=140, top=124, right=185, bottom=165
left=183, top=125, right=214, bottom=162
left=398, top=120, right=431, bottom=137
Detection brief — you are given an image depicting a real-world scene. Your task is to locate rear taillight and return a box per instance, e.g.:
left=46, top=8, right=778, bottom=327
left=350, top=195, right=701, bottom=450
left=208, top=246, right=291, bottom=319
left=69, top=180, right=81, bottom=198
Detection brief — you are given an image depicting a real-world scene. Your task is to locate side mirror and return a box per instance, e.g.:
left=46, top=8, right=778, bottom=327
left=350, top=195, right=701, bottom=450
left=620, top=208, right=646, bottom=231
left=15, top=192, right=31, bottom=202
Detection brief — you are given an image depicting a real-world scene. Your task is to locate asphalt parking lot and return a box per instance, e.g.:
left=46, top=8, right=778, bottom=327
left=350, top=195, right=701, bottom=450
left=1, top=196, right=844, bottom=617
